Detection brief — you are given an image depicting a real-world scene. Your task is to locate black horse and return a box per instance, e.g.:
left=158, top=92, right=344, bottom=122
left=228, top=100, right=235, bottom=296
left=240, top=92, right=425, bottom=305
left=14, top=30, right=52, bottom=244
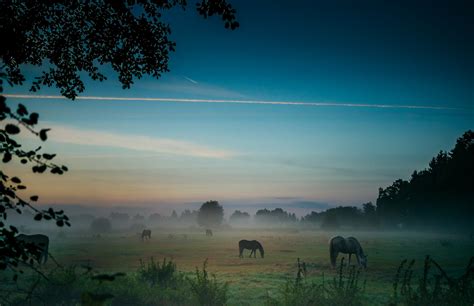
left=17, top=234, right=49, bottom=264
left=239, top=240, right=264, bottom=258
left=141, top=229, right=151, bottom=241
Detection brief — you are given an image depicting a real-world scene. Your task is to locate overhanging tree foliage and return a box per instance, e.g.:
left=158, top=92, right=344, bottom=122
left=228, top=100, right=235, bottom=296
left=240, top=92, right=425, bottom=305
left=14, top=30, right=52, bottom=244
left=1, top=0, right=239, bottom=275
left=1, top=0, right=239, bottom=99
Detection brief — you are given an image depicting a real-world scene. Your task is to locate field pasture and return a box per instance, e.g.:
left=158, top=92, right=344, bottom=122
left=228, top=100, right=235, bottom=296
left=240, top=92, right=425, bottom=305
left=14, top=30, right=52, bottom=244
left=45, top=228, right=474, bottom=305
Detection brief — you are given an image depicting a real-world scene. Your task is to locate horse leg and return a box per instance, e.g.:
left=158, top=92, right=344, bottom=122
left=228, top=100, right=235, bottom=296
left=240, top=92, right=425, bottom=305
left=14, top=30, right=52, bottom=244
left=249, top=249, right=254, bottom=258
left=331, top=252, right=338, bottom=268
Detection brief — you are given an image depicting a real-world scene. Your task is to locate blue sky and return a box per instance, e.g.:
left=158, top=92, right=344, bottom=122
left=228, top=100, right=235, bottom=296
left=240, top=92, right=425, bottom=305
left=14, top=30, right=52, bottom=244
left=3, top=0, right=473, bottom=213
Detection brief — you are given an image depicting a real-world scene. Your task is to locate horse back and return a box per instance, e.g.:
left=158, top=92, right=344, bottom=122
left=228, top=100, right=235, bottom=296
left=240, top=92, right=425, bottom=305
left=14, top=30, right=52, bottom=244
left=17, top=234, right=49, bottom=247
left=346, top=237, right=361, bottom=251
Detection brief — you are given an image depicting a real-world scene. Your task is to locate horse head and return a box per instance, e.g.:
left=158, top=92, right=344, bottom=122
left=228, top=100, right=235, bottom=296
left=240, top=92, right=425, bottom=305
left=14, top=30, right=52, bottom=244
left=259, top=245, right=265, bottom=258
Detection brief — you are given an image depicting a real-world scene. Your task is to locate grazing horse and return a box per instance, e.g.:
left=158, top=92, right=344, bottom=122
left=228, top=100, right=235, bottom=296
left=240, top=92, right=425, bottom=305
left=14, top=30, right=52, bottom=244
left=205, top=229, right=213, bottom=237
left=239, top=240, right=264, bottom=258
left=17, top=234, right=49, bottom=264
left=329, top=236, right=367, bottom=269
left=141, top=229, right=151, bottom=241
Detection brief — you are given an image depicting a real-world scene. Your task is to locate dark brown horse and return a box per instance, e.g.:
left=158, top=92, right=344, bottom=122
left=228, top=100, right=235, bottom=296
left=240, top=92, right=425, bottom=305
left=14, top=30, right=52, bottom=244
left=239, top=240, right=264, bottom=258
left=205, top=229, right=213, bottom=237
left=329, top=236, right=367, bottom=268
left=141, top=229, right=151, bottom=240
left=17, top=234, right=49, bottom=264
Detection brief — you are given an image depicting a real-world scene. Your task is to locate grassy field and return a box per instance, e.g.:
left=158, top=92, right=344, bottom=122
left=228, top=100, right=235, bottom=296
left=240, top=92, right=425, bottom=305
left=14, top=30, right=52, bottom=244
left=41, top=228, right=474, bottom=305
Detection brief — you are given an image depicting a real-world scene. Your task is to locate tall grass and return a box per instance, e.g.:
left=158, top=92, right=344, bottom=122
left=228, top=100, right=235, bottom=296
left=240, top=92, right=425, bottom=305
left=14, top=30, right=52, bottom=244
left=390, top=256, right=474, bottom=306
left=188, top=259, right=229, bottom=306
left=138, top=257, right=178, bottom=287
left=4, top=258, right=230, bottom=306
left=267, top=257, right=366, bottom=306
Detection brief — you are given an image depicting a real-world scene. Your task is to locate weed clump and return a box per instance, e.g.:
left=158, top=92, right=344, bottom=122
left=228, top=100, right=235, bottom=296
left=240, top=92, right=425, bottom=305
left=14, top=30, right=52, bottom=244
left=188, top=259, right=229, bottom=306
left=267, top=257, right=366, bottom=306
left=138, top=257, right=177, bottom=287
left=391, top=256, right=474, bottom=306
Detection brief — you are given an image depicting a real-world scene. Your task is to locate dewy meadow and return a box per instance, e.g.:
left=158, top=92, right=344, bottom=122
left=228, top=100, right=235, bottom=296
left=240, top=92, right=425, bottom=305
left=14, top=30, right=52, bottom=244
left=1, top=1, right=473, bottom=306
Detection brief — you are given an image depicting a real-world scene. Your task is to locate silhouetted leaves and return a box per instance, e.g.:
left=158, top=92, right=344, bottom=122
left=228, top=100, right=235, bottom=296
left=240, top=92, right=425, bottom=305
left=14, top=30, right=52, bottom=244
left=22, top=112, right=39, bottom=125
left=2, top=152, right=12, bottom=163
left=5, top=124, right=20, bottom=135
left=16, top=104, right=28, bottom=116
left=1, top=1, right=239, bottom=99
left=30, top=195, right=39, bottom=202
left=32, top=165, right=47, bottom=173
left=39, top=129, right=49, bottom=141
left=42, top=153, right=56, bottom=160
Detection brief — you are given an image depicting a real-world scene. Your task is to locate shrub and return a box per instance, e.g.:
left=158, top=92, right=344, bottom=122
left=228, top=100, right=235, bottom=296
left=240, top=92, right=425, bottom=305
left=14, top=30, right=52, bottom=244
left=188, top=259, right=228, bottom=306
left=138, top=257, right=177, bottom=287
left=391, top=256, right=474, bottom=306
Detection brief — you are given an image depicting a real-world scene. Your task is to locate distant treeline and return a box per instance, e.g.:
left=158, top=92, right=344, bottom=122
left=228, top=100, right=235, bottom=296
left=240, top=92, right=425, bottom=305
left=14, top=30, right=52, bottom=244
left=376, top=130, right=473, bottom=230
left=303, top=130, right=473, bottom=231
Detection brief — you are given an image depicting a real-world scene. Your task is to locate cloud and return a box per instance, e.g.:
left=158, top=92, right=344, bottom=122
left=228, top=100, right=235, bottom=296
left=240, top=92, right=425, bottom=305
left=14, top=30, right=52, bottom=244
left=3, top=94, right=462, bottom=110
left=37, top=123, right=235, bottom=159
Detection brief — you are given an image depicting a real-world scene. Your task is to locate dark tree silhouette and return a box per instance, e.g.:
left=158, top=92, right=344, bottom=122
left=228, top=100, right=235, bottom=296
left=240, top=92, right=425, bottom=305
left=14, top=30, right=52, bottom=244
left=376, top=130, right=474, bottom=229
left=180, top=209, right=198, bottom=223
left=0, top=0, right=239, bottom=275
left=229, top=210, right=250, bottom=223
left=1, top=0, right=239, bottom=99
left=255, top=208, right=297, bottom=224
left=197, top=200, right=224, bottom=228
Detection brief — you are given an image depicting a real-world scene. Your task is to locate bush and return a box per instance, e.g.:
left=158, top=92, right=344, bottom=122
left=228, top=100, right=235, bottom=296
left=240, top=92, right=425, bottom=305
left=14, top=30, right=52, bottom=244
left=188, top=259, right=229, bottom=306
left=391, top=256, right=474, bottom=306
left=7, top=266, right=92, bottom=305
left=5, top=262, right=191, bottom=306
left=138, top=257, right=178, bottom=287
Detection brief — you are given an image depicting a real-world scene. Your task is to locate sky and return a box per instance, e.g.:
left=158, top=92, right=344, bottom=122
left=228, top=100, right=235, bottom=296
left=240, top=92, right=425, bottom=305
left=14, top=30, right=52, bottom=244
left=3, top=0, right=473, bottom=215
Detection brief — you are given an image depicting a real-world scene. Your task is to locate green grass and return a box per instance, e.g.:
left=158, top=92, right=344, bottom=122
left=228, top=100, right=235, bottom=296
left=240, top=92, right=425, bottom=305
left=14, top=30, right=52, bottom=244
left=35, top=229, right=474, bottom=305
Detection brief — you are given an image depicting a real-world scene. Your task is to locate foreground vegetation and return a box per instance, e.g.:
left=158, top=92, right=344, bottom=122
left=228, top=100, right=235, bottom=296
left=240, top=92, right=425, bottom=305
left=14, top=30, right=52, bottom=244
left=1, top=229, right=472, bottom=305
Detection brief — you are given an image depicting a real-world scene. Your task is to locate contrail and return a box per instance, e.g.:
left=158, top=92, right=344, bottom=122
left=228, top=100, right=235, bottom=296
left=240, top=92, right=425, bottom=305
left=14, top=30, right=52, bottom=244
left=183, top=76, right=198, bottom=84
left=2, top=94, right=461, bottom=110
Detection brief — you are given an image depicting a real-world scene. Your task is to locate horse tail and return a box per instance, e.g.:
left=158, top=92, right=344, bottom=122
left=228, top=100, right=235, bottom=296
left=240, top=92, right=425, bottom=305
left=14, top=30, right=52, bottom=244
left=329, top=239, right=336, bottom=268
